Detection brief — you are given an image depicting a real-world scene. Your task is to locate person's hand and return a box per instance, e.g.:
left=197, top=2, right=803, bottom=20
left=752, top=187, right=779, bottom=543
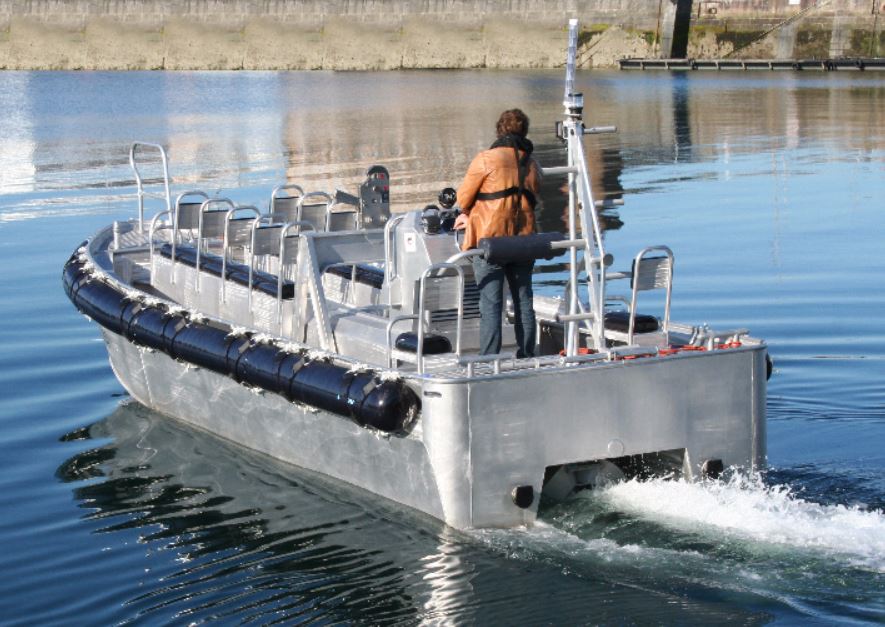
left=454, top=212, right=468, bottom=230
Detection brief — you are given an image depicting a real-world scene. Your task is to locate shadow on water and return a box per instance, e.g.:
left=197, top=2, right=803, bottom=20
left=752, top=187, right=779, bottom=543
left=56, top=402, right=781, bottom=625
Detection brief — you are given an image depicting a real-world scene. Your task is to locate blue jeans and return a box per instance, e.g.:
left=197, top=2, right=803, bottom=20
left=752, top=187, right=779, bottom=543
left=471, top=258, right=536, bottom=358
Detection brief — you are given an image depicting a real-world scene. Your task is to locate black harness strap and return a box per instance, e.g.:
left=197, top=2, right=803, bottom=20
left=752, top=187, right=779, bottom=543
left=482, top=134, right=537, bottom=230
left=476, top=186, right=536, bottom=207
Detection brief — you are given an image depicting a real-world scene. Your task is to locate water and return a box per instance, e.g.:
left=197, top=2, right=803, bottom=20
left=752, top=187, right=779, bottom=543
left=0, top=69, right=883, bottom=624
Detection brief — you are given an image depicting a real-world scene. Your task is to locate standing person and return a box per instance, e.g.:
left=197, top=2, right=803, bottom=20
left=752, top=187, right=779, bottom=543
left=453, top=108, right=541, bottom=358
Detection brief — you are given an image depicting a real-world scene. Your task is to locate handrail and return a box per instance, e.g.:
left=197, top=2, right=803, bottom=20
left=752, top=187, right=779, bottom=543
left=297, top=191, right=334, bottom=232
left=129, top=142, right=171, bottom=234
left=269, top=183, right=305, bottom=215
left=248, top=215, right=281, bottom=312
left=196, top=198, right=236, bottom=294
left=383, top=213, right=407, bottom=308
left=444, top=249, right=484, bottom=265
left=386, top=314, right=419, bottom=368
left=170, top=190, right=209, bottom=284
left=221, top=204, right=261, bottom=303
left=458, top=351, right=516, bottom=376
left=629, top=245, right=674, bottom=345
left=384, top=262, right=465, bottom=374
left=417, top=262, right=465, bottom=374
left=148, top=209, right=172, bottom=271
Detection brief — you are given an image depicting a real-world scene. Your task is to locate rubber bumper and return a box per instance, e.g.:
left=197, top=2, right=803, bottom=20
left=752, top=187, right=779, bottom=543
left=62, top=247, right=419, bottom=433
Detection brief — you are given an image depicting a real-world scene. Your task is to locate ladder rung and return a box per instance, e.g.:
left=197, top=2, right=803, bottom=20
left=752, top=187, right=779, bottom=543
left=606, top=271, right=631, bottom=281
left=556, top=312, right=595, bottom=323
left=541, top=166, right=580, bottom=176
left=584, top=125, right=618, bottom=135
left=550, top=238, right=587, bottom=249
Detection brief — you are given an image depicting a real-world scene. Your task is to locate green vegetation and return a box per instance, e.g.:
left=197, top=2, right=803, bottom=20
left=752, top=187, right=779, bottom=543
left=848, top=29, right=884, bottom=57
left=715, top=30, right=766, bottom=51
left=578, top=23, right=609, bottom=47
left=794, top=28, right=831, bottom=59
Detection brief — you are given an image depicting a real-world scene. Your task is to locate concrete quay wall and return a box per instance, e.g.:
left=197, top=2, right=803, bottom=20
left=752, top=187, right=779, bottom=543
left=0, top=1, right=881, bottom=70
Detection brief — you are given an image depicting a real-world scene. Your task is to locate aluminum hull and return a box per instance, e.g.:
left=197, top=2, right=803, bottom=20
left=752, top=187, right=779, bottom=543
left=103, top=326, right=766, bottom=530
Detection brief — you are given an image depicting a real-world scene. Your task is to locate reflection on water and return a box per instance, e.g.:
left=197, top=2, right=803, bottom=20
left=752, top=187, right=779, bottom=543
left=2, top=71, right=882, bottom=215
left=54, top=403, right=768, bottom=625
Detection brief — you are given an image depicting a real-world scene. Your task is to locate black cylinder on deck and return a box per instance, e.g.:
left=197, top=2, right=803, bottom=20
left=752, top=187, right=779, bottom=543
left=479, top=232, right=566, bottom=265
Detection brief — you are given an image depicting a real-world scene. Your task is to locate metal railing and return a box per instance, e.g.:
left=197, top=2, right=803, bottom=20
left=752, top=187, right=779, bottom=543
left=129, top=142, right=171, bottom=234
left=386, top=262, right=465, bottom=374
left=221, top=205, right=261, bottom=303
left=195, top=198, right=236, bottom=294
left=383, top=213, right=407, bottom=308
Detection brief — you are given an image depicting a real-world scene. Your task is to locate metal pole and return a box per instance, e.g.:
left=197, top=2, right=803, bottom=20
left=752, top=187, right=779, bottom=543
left=567, top=131, right=579, bottom=355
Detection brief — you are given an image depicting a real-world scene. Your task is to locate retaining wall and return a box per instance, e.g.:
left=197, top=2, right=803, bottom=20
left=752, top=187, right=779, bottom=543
left=0, top=1, right=881, bottom=70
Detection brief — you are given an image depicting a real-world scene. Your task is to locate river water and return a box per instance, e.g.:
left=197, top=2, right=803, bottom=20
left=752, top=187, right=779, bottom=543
left=0, top=69, right=883, bottom=625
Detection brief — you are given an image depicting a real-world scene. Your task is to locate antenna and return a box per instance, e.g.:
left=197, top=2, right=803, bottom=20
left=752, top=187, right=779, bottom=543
left=563, top=19, right=583, bottom=118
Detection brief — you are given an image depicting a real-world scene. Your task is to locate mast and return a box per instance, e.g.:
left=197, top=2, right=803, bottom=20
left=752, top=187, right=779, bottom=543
left=558, top=19, right=616, bottom=354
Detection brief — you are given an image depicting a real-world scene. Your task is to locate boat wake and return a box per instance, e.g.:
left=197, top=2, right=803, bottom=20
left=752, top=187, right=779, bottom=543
left=593, top=473, right=885, bottom=574
left=473, top=473, right=884, bottom=623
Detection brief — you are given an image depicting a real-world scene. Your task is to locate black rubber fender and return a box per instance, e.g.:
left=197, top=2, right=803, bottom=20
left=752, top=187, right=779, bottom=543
left=125, top=305, right=188, bottom=353
left=62, top=244, right=419, bottom=433
left=236, top=341, right=295, bottom=395
left=62, top=249, right=86, bottom=296
left=358, top=380, right=420, bottom=432
left=169, top=323, right=243, bottom=375
left=71, top=277, right=130, bottom=335
left=286, top=359, right=359, bottom=414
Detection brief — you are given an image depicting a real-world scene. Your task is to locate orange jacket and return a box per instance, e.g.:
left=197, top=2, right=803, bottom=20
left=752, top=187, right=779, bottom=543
left=457, top=145, right=541, bottom=251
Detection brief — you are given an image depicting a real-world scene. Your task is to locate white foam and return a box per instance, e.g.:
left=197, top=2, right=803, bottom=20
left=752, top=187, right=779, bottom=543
left=596, top=474, right=885, bottom=572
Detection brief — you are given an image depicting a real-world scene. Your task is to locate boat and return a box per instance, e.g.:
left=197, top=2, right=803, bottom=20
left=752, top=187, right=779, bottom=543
left=62, top=20, right=769, bottom=530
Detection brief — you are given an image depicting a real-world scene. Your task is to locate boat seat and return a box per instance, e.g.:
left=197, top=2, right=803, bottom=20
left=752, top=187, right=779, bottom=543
left=604, top=310, right=659, bottom=334
left=323, top=263, right=385, bottom=290
left=158, top=243, right=295, bottom=299
left=605, top=246, right=674, bottom=345
left=395, top=332, right=452, bottom=355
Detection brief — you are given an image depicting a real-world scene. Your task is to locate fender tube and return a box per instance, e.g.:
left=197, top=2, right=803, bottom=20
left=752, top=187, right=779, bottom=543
left=62, top=246, right=419, bottom=433
left=71, top=277, right=130, bottom=335
left=236, top=341, right=294, bottom=395
left=126, top=306, right=187, bottom=353
left=169, top=323, right=244, bottom=375
left=359, top=380, right=420, bottom=432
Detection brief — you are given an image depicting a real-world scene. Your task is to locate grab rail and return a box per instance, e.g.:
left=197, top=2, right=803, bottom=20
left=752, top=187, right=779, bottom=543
left=248, top=215, right=281, bottom=312
left=170, top=191, right=209, bottom=283
left=386, top=314, right=419, bottom=369
left=148, top=209, right=172, bottom=272
left=383, top=213, right=406, bottom=308
left=196, top=198, right=236, bottom=293
left=384, top=262, right=465, bottom=374
left=269, top=183, right=305, bottom=217
left=221, top=205, right=261, bottom=303
left=129, top=142, right=171, bottom=234
left=297, top=191, right=334, bottom=233
left=418, top=263, right=464, bottom=373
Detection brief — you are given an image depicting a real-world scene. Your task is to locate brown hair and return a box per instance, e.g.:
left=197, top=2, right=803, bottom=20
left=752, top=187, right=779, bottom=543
left=496, top=109, right=530, bottom=138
